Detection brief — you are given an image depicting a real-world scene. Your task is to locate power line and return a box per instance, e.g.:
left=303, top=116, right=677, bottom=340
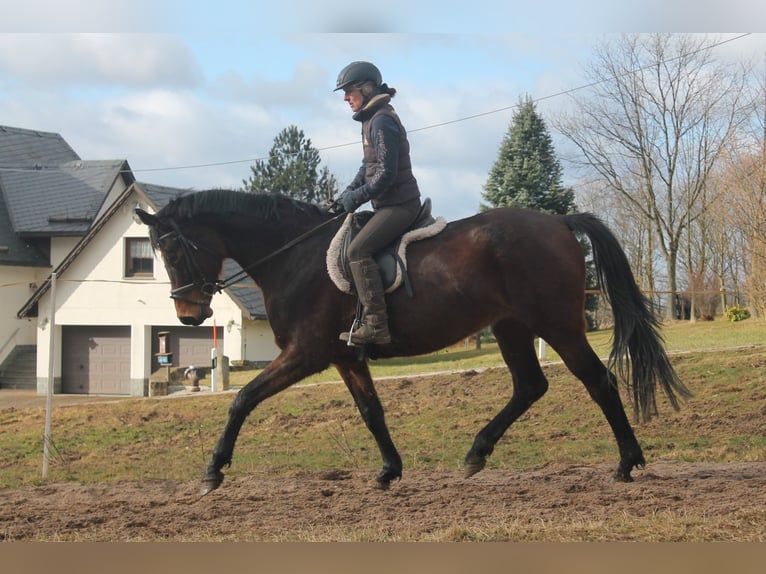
left=0, top=33, right=754, bottom=177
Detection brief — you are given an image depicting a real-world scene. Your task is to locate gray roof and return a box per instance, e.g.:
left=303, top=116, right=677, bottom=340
left=0, top=125, right=134, bottom=271
left=0, top=125, right=80, bottom=166
left=221, top=259, right=268, bottom=319
left=1, top=125, right=85, bottom=266
left=135, top=181, right=193, bottom=210
left=3, top=124, right=266, bottom=321
left=0, top=188, right=49, bottom=266
left=1, top=159, right=132, bottom=236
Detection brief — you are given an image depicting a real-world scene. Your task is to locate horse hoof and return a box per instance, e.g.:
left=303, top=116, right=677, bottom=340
left=464, top=457, right=486, bottom=478
left=611, top=468, right=635, bottom=483
left=200, top=470, right=224, bottom=496
left=200, top=481, right=220, bottom=496
left=374, top=468, right=401, bottom=490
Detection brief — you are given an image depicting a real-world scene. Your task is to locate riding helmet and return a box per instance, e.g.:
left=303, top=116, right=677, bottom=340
left=334, top=61, right=382, bottom=91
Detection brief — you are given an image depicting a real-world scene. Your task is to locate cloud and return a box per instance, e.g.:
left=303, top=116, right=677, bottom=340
left=0, top=34, right=202, bottom=89
left=208, top=59, right=329, bottom=111
left=0, top=0, right=161, bottom=32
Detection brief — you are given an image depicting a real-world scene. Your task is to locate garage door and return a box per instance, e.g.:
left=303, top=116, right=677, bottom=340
left=151, top=326, right=223, bottom=371
left=62, top=326, right=131, bottom=395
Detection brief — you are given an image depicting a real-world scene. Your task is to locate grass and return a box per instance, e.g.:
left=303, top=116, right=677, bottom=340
left=1, top=318, right=764, bottom=489
left=225, top=316, right=766, bottom=387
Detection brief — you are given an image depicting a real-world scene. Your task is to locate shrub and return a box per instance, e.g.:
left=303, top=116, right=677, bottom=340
left=725, top=304, right=751, bottom=322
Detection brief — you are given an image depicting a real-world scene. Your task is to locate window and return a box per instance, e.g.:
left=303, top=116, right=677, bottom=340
left=125, top=238, right=153, bottom=277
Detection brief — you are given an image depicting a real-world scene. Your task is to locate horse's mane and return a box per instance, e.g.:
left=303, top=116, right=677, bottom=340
left=160, top=189, right=326, bottom=221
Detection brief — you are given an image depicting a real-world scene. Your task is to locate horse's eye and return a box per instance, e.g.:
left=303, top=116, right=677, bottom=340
left=156, top=231, right=172, bottom=247
left=155, top=233, right=182, bottom=264
left=165, top=249, right=183, bottom=266
left=156, top=233, right=175, bottom=250
left=165, top=244, right=185, bottom=266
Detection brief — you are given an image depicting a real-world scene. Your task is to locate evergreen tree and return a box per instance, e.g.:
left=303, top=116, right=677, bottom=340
left=243, top=125, right=338, bottom=204
left=481, top=96, right=576, bottom=215
left=482, top=96, right=599, bottom=329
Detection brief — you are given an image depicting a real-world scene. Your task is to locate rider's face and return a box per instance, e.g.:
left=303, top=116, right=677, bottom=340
left=343, top=86, right=364, bottom=113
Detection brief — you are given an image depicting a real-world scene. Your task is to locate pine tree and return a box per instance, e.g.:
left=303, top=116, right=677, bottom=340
left=482, top=96, right=599, bottom=329
left=481, top=96, right=576, bottom=215
left=243, top=125, right=338, bottom=204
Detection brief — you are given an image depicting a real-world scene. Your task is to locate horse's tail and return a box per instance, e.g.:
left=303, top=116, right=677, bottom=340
left=563, top=212, right=692, bottom=421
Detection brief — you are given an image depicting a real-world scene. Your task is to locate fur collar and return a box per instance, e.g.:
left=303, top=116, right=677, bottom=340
left=353, top=94, right=391, bottom=122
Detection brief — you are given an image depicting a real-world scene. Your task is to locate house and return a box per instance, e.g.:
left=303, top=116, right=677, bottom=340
left=1, top=125, right=279, bottom=396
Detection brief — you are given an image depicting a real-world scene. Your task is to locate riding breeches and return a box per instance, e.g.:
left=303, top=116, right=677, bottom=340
left=347, top=198, right=422, bottom=262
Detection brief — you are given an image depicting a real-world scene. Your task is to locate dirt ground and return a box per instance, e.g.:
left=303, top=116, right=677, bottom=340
left=2, top=460, right=765, bottom=541
left=2, top=349, right=765, bottom=543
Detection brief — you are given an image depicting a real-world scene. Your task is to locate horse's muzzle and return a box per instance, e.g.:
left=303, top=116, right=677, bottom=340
left=178, top=305, right=213, bottom=326
left=179, top=315, right=206, bottom=326
left=174, top=297, right=213, bottom=326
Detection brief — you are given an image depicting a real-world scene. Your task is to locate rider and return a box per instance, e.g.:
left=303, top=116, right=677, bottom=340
left=333, top=61, right=422, bottom=346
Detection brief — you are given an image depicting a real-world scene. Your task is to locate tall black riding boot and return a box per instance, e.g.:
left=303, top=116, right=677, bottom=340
left=340, top=258, right=391, bottom=345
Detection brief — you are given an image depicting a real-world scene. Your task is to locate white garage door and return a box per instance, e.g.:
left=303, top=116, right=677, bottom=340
left=62, top=326, right=131, bottom=395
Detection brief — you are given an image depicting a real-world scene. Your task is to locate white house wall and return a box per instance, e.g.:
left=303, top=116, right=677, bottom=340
left=0, top=266, right=49, bottom=365
left=242, top=319, right=280, bottom=365
left=34, top=191, right=278, bottom=396
left=50, top=237, right=79, bottom=268
left=1, top=236, right=95, bottom=368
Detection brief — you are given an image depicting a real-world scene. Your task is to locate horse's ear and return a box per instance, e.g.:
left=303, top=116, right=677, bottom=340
left=134, top=208, right=157, bottom=226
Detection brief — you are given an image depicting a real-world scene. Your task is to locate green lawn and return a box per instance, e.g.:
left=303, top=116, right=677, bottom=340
left=1, top=317, right=763, bottom=490
left=226, top=317, right=766, bottom=387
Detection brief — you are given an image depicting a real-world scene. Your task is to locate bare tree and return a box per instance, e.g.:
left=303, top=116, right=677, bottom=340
left=694, top=185, right=740, bottom=316
left=580, top=180, right=660, bottom=325
left=719, top=149, right=766, bottom=318
left=555, top=34, right=751, bottom=320
left=580, top=180, right=659, bottom=294
left=712, top=56, right=766, bottom=319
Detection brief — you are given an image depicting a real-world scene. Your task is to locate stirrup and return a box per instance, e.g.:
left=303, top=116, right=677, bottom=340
left=341, top=324, right=391, bottom=346
left=341, top=300, right=365, bottom=347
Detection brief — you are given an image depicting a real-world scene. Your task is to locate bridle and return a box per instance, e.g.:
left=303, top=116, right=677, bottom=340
left=156, top=211, right=346, bottom=308
left=156, top=225, right=224, bottom=307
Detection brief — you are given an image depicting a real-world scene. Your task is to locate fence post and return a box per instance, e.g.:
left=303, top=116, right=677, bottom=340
left=42, top=272, right=57, bottom=480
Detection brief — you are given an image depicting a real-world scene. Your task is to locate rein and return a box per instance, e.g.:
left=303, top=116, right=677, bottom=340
left=164, top=211, right=346, bottom=305
left=218, top=211, right=346, bottom=288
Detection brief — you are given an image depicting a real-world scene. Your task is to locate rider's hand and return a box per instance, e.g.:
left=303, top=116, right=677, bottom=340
left=323, top=198, right=341, bottom=213
left=338, top=187, right=365, bottom=213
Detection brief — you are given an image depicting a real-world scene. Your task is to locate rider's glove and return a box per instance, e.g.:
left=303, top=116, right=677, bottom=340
left=337, top=187, right=366, bottom=213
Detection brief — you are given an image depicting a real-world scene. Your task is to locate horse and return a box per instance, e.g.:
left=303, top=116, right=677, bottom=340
left=134, top=189, right=691, bottom=496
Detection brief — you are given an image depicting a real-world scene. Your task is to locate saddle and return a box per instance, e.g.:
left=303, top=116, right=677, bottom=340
left=326, top=198, right=447, bottom=297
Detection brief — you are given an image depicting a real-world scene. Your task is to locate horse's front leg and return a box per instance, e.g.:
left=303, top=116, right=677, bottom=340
left=201, top=351, right=317, bottom=496
left=335, top=361, right=402, bottom=489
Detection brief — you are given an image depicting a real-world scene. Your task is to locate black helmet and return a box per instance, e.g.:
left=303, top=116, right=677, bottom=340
left=334, top=61, right=382, bottom=91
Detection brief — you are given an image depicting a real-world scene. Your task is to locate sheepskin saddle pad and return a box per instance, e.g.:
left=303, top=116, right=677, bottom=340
left=326, top=198, right=447, bottom=296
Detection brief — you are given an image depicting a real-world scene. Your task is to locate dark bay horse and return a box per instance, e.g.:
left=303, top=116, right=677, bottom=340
left=135, top=189, right=690, bottom=496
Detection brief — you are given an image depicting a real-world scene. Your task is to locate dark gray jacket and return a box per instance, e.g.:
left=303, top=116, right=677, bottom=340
left=348, top=94, right=421, bottom=209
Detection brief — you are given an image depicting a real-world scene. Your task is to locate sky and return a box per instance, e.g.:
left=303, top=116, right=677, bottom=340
left=2, top=1, right=766, bottom=222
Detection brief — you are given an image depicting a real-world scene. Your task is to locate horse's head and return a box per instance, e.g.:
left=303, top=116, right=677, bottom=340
left=134, top=207, right=224, bottom=326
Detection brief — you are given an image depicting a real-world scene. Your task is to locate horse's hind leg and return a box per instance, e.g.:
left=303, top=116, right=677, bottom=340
left=464, top=320, right=549, bottom=477
left=554, top=336, right=645, bottom=481
left=335, top=360, right=403, bottom=489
